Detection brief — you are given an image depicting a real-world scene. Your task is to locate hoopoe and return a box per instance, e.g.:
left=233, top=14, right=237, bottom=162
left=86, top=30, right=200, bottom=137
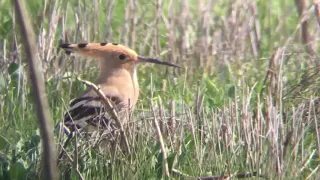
left=58, top=42, right=180, bottom=138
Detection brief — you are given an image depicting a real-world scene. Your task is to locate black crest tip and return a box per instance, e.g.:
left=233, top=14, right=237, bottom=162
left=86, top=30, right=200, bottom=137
left=78, top=43, right=88, bottom=48
left=60, top=43, right=71, bottom=49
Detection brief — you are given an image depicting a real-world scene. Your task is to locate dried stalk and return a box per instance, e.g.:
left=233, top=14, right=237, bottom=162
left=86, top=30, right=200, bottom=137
left=13, top=0, right=57, bottom=179
left=194, top=171, right=267, bottom=180
left=295, top=0, right=315, bottom=57
left=59, top=143, right=84, bottom=180
left=151, top=100, right=170, bottom=178
left=149, top=75, right=169, bottom=177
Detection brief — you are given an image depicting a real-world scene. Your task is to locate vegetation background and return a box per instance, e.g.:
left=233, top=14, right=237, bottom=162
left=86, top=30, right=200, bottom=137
left=0, top=0, right=320, bottom=179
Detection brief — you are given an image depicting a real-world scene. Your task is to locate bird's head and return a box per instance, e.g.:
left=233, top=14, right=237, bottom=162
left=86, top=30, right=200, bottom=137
left=60, top=43, right=180, bottom=74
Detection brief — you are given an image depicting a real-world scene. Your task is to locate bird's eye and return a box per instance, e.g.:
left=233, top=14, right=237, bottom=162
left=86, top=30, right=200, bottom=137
left=119, top=54, right=126, bottom=60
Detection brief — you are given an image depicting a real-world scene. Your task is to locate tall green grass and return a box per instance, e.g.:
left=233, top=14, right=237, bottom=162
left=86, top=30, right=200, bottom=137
left=1, top=0, right=320, bottom=179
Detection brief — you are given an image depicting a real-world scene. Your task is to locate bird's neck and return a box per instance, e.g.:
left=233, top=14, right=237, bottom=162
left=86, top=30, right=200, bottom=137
left=96, top=67, right=137, bottom=85
left=95, top=67, right=139, bottom=105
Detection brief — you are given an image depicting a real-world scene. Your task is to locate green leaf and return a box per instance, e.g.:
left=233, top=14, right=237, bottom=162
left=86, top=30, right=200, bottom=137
left=151, top=142, right=160, bottom=155
left=0, top=153, right=9, bottom=170
left=0, top=72, right=5, bottom=90
left=70, top=168, right=79, bottom=180
left=0, top=135, right=10, bottom=151
left=155, top=152, right=163, bottom=180
left=258, top=79, right=265, bottom=93
left=90, top=149, right=97, bottom=159
left=31, top=135, right=40, bottom=147
left=9, top=161, right=26, bottom=180
left=8, top=63, right=22, bottom=89
left=227, top=86, right=235, bottom=98
left=8, top=63, right=20, bottom=77
left=166, top=152, right=177, bottom=171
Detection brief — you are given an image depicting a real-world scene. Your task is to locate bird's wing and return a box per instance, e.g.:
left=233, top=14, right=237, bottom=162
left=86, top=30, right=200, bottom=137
left=61, top=94, right=126, bottom=135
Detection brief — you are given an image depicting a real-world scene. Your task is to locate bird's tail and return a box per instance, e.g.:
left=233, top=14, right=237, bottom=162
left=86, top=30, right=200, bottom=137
left=55, top=122, right=71, bottom=136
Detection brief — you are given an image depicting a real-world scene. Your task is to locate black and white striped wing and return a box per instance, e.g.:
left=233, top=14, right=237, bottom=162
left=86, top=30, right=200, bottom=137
left=61, top=95, right=124, bottom=135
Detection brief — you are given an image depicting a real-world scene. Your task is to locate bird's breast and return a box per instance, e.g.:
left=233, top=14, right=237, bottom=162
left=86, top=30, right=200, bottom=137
left=97, top=68, right=139, bottom=108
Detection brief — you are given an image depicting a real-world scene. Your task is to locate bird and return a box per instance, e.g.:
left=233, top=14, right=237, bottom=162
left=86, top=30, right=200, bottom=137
left=57, top=42, right=180, bottom=143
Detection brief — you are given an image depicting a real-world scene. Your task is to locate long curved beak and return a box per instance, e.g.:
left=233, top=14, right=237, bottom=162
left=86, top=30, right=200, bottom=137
left=137, top=56, right=181, bottom=68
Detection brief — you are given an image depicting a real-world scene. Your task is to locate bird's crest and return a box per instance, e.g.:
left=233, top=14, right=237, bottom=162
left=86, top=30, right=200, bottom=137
left=60, top=42, right=138, bottom=61
left=60, top=42, right=181, bottom=68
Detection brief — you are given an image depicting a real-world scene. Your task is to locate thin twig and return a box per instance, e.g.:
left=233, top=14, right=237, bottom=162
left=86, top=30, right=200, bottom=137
left=73, top=131, right=80, bottom=179
left=57, top=134, right=73, bottom=165
left=171, top=168, right=267, bottom=180
left=13, top=1, right=56, bottom=179
left=59, top=143, right=85, bottom=180
left=149, top=75, right=169, bottom=178
left=295, top=0, right=315, bottom=57
left=151, top=100, right=170, bottom=178
left=77, top=78, right=131, bottom=153
left=193, top=171, right=267, bottom=180
left=171, top=168, right=191, bottom=178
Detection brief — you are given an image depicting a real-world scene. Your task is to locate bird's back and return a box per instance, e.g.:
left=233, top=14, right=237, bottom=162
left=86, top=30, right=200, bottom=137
left=62, top=87, right=129, bottom=136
